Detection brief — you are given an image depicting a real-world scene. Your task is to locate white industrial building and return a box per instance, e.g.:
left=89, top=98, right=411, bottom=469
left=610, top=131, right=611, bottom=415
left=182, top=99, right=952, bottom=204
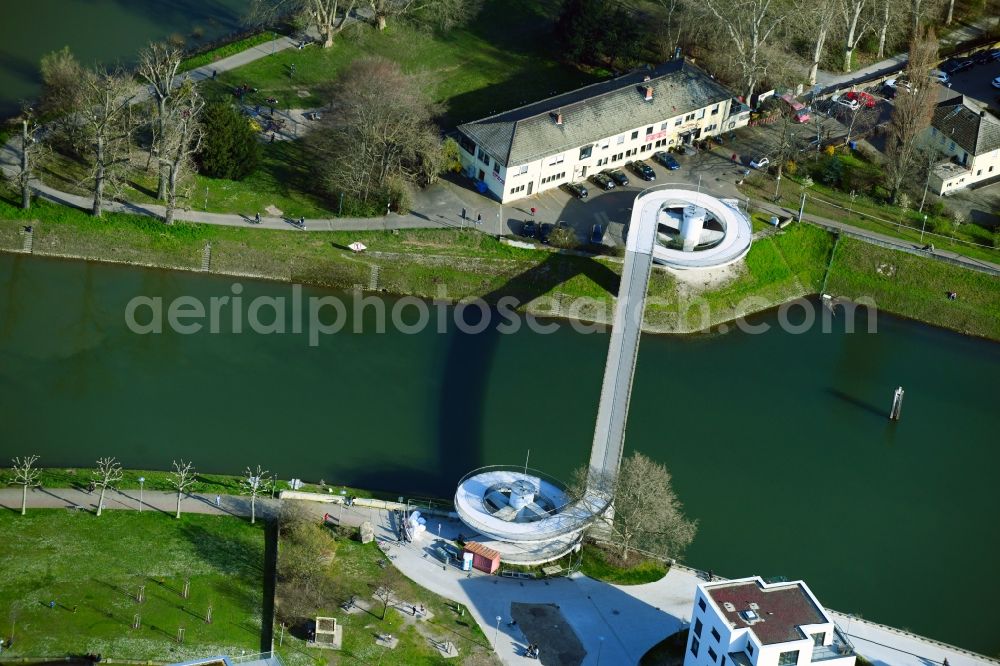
left=926, top=96, right=1000, bottom=195
left=684, top=577, right=856, bottom=666
left=456, top=60, right=750, bottom=203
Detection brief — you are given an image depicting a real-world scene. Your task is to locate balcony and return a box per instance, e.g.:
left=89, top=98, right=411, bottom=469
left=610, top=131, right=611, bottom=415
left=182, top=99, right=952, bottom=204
left=812, top=629, right=856, bottom=662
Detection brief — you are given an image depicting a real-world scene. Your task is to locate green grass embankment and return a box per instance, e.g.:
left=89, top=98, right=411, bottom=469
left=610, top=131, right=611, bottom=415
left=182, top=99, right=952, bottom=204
left=824, top=237, right=1000, bottom=340
left=0, top=511, right=263, bottom=660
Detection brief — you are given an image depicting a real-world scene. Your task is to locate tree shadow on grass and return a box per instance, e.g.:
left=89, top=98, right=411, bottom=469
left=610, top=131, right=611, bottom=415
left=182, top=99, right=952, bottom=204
left=179, top=521, right=265, bottom=579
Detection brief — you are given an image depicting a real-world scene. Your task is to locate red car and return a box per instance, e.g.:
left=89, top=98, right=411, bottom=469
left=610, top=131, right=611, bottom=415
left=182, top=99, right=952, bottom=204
left=844, top=91, right=877, bottom=108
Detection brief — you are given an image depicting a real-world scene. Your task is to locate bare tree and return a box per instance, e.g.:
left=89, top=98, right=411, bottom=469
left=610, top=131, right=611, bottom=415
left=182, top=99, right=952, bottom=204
left=240, top=465, right=272, bottom=524
left=170, top=459, right=196, bottom=519
left=93, top=457, right=123, bottom=517
left=572, top=452, right=697, bottom=562
left=909, top=0, right=944, bottom=36
left=137, top=42, right=184, bottom=200
left=367, top=0, right=480, bottom=31
left=249, top=0, right=355, bottom=48
left=703, top=0, right=787, bottom=103
left=801, top=0, right=839, bottom=85
left=842, top=100, right=882, bottom=144
left=10, top=455, right=41, bottom=515
left=276, top=503, right=340, bottom=622
left=312, top=57, right=443, bottom=205
left=373, top=565, right=402, bottom=620
left=884, top=26, right=939, bottom=203
left=10, top=107, right=47, bottom=210
left=78, top=68, right=140, bottom=217
left=839, top=0, right=873, bottom=73
left=874, top=0, right=907, bottom=58
left=159, top=80, right=205, bottom=225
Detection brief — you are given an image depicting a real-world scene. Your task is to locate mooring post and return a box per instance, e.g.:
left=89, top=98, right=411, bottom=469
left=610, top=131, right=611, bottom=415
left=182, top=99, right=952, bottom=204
left=889, top=386, right=904, bottom=420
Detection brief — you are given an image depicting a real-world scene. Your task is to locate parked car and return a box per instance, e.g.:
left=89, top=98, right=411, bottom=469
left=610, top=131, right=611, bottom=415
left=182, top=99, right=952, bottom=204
left=590, top=172, right=616, bottom=190
left=653, top=151, right=680, bottom=170
left=779, top=93, right=811, bottom=123
left=538, top=223, right=553, bottom=244
left=831, top=94, right=860, bottom=111
left=605, top=168, right=629, bottom=186
left=520, top=220, right=537, bottom=238
left=884, top=78, right=913, bottom=94
left=627, top=160, right=656, bottom=181
left=563, top=182, right=589, bottom=199
left=750, top=157, right=770, bottom=170
left=928, top=69, right=950, bottom=84
left=974, top=48, right=1000, bottom=64
left=843, top=91, right=877, bottom=108
left=940, top=58, right=973, bottom=75
left=590, top=224, right=604, bottom=245
left=992, top=76, right=1000, bottom=89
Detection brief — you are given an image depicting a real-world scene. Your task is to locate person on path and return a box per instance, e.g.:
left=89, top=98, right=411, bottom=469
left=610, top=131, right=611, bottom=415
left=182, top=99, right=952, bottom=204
left=49, top=600, right=55, bottom=609
left=461, top=207, right=466, bottom=220
left=299, top=216, right=306, bottom=229
left=255, top=212, right=261, bottom=224
left=530, top=207, right=536, bottom=217
left=476, top=213, right=482, bottom=225
left=212, top=69, right=217, bottom=80
left=215, top=495, right=221, bottom=508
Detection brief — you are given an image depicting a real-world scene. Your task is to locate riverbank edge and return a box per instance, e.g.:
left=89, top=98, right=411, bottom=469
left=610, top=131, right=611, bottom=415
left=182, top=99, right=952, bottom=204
left=3, top=235, right=995, bottom=342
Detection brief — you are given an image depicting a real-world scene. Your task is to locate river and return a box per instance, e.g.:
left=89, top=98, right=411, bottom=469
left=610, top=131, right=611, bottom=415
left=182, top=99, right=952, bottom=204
left=0, top=0, right=248, bottom=117
left=0, top=252, right=998, bottom=653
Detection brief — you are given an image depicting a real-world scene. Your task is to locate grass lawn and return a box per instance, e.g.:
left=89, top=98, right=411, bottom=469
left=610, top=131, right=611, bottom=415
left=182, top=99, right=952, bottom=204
left=578, top=542, right=669, bottom=586
left=276, top=525, right=496, bottom=666
left=0, top=511, right=264, bottom=660
left=824, top=237, right=1000, bottom=340
left=205, top=0, right=595, bottom=127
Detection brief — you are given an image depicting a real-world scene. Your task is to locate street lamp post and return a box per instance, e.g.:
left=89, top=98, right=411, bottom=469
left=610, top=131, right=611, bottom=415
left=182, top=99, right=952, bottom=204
left=920, top=214, right=928, bottom=242
left=597, top=636, right=605, bottom=665
left=494, top=615, right=502, bottom=652
left=138, top=477, right=145, bottom=513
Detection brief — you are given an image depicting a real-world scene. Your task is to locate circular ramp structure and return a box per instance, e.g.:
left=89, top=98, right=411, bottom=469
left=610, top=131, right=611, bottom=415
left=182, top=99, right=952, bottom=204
left=642, top=187, right=752, bottom=270
left=454, top=467, right=608, bottom=564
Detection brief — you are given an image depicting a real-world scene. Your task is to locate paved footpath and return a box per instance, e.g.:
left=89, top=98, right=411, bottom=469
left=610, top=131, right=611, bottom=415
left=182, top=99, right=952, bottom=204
left=5, top=488, right=994, bottom=666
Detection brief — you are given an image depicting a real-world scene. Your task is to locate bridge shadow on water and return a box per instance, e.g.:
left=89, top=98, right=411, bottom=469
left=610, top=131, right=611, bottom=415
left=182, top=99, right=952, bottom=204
left=346, top=253, right=620, bottom=498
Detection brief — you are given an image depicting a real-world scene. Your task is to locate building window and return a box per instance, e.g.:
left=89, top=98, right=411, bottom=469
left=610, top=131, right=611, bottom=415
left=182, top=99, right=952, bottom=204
left=579, top=145, right=593, bottom=160
left=690, top=637, right=700, bottom=657
left=747, top=643, right=754, bottom=656
left=640, top=143, right=650, bottom=152
left=675, top=118, right=682, bottom=126
left=694, top=619, right=703, bottom=637
left=459, top=135, right=476, bottom=155
left=509, top=184, right=526, bottom=195
left=685, top=113, right=695, bottom=121
left=950, top=141, right=956, bottom=151
left=777, top=650, right=799, bottom=665
left=517, top=165, right=528, bottom=175
left=698, top=598, right=707, bottom=612
left=548, top=153, right=565, bottom=166
left=660, top=122, right=668, bottom=131
left=646, top=126, right=653, bottom=135
left=493, top=163, right=500, bottom=178
left=977, top=169, right=982, bottom=176
left=541, top=171, right=565, bottom=184
left=631, top=130, right=639, bottom=140
left=990, top=166, right=994, bottom=172
left=709, top=647, right=718, bottom=663
left=705, top=124, right=717, bottom=132
left=711, top=104, right=720, bottom=115
left=711, top=628, right=721, bottom=642
left=617, top=134, right=625, bottom=144
left=477, top=148, right=490, bottom=166
left=698, top=109, right=706, bottom=119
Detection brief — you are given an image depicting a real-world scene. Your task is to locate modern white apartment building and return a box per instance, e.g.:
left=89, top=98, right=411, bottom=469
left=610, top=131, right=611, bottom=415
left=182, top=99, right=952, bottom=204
left=456, top=60, right=749, bottom=203
left=926, top=96, right=1000, bottom=195
left=683, top=577, right=856, bottom=666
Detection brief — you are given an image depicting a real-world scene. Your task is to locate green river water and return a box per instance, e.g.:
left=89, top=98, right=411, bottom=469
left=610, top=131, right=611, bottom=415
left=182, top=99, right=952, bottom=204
left=0, top=252, right=997, bottom=654
left=0, top=0, right=248, bottom=117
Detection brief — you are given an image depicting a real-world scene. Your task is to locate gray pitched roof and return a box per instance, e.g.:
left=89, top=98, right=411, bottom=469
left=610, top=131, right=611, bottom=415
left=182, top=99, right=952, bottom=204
left=932, top=96, right=1000, bottom=156
left=458, top=61, right=734, bottom=167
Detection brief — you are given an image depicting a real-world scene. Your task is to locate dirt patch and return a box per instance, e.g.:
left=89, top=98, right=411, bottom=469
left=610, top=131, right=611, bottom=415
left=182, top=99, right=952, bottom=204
left=511, top=602, right=586, bottom=666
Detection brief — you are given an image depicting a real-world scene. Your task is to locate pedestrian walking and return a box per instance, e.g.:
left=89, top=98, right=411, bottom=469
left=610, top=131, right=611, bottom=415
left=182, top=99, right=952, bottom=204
left=254, top=212, right=261, bottom=224
left=299, top=216, right=306, bottom=229
left=215, top=495, right=221, bottom=508
left=530, top=207, right=536, bottom=217
left=476, top=213, right=482, bottom=225
left=461, top=207, right=466, bottom=220
left=212, top=69, right=217, bottom=80
left=270, top=133, right=275, bottom=143
left=49, top=600, right=55, bottom=610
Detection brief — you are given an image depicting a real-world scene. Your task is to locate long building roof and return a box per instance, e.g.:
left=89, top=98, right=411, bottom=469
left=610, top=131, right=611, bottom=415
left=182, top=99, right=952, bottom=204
left=458, top=60, right=734, bottom=167
left=932, top=96, right=1000, bottom=156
